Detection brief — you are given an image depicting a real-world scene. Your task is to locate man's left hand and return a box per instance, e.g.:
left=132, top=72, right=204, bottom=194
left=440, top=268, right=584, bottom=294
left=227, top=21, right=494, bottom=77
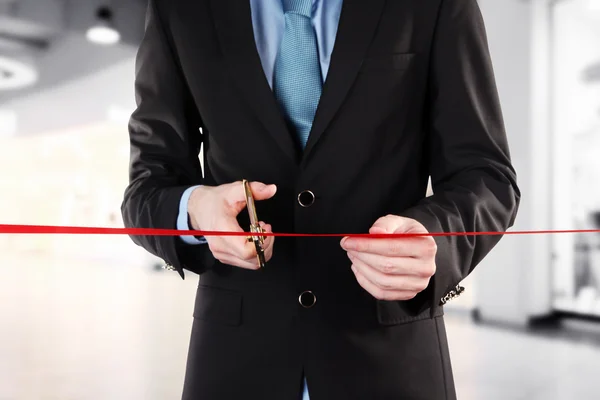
left=341, top=215, right=437, bottom=301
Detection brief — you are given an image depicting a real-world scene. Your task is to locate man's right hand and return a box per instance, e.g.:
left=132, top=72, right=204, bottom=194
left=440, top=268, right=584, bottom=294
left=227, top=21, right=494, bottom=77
left=187, top=181, right=277, bottom=270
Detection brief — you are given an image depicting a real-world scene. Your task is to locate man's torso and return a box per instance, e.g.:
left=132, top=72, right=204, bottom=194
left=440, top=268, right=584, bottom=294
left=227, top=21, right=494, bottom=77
left=157, top=1, right=456, bottom=398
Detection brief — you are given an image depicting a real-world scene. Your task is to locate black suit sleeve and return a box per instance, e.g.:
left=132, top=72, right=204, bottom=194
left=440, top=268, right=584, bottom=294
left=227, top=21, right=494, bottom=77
left=121, top=0, right=214, bottom=278
left=400, top=0, right=521, bottom=312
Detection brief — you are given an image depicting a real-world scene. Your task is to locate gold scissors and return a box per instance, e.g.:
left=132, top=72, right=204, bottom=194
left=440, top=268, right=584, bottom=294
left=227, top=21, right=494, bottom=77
left=243, top=179, right=267, bottom=268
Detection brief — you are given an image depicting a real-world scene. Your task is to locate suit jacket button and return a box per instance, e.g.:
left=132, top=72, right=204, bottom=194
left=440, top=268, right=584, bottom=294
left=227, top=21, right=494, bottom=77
left=298, top=190, right=315, bottom=207
left=299, top=291, right=316, bottom=308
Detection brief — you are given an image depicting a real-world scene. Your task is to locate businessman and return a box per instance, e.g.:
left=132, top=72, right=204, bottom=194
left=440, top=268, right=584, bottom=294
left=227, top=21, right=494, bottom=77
left=122, top=0, right=520, bottom=398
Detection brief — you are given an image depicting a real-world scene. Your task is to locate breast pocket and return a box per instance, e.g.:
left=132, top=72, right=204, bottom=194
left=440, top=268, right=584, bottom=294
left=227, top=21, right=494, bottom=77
left=193, top=285, right=243, bottom=326
left=359, top=52, right=416, bottom=73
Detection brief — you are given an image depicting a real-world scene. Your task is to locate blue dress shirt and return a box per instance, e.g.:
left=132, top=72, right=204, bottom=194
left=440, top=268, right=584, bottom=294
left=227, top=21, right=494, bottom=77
left=176, top=1, right=343, bottom=397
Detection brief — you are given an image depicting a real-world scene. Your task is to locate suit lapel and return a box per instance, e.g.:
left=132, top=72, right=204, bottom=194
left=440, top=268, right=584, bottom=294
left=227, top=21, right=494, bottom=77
left=302, top=0, right=387, bottom=163
left=210, top=0, right=299, bottom=165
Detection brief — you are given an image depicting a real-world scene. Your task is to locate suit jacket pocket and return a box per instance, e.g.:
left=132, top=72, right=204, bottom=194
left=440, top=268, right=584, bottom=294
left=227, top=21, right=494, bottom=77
left=360, top=52, right=416, bottom=72
left=377, top=299, right=443, bottom=326
left=193, top=285, right=243, bottom=326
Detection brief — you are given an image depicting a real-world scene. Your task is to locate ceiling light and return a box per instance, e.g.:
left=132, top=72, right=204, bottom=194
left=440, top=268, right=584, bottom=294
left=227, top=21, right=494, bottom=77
left=87, top=26, right=121, bottom=46
left=86, top=6, right=121, bottom=46
left=0, top=53, right=38, bottom=91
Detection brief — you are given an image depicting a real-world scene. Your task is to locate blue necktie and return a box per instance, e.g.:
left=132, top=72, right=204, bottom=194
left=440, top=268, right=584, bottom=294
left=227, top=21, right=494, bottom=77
left=273, top=0, right=323, bottom=149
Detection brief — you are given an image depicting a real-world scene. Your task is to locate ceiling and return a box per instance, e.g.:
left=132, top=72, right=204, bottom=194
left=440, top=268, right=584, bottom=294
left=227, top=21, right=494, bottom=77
left=0, top=0, right=146, bottom=103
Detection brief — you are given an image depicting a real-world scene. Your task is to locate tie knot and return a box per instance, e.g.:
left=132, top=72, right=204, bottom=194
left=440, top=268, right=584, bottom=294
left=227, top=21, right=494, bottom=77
left=282, top=0, right=312, bottom=17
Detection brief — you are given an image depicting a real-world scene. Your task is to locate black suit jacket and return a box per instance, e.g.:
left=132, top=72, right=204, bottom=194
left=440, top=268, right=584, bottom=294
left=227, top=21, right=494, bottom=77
left=122, top=0, right=520, bottom=398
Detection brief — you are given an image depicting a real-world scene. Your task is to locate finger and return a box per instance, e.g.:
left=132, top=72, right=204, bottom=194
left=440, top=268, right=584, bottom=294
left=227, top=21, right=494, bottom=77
left=350, top=255, right=428, bottom=293
left=212, top=251, right=261, bottom=270
left=209, top=236, right=254, bottom=262
left=339, top=217, right=395, bottom=249
left=260, top=222, right=275, bottom=262
left=348, top=251, right=423, bottom=276
left=341, top=236, right=428, bottom=257
left=259, top=221, right=274, bottom=248
left=232, top=237, right=259, bottom=262
left=351, top=265, right=418, bottom=301
left=214, top=218, right=258, bottom=261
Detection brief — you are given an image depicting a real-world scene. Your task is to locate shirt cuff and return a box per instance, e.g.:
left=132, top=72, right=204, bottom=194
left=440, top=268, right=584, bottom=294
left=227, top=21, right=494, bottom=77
left=177, top=185, right=207, bottom=245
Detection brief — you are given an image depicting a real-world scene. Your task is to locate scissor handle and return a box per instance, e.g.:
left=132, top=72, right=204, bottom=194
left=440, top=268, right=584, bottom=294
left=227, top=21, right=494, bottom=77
left=247, top=227, right=266, bottom=268
left=243, top=179, right=267, bottom=268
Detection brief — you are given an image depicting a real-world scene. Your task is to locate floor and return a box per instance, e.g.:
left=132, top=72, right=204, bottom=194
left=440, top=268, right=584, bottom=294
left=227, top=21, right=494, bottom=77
left=2, top=251, right=600, bottom=400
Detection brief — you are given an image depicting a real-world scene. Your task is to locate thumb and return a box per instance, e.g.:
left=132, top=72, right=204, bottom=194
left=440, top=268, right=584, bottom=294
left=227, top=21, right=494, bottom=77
left=369, top=215, right=397, bottom=234
left=369, top=215, right=428, bottom=234
left=249, top=181, right=277, bottom=201
left=392, top=217, right=428, bottom=234
left=226, top=181, right=277, bottom=214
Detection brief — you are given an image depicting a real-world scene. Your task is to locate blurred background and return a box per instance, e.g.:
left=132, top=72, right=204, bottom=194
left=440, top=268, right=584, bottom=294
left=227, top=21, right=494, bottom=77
left=1, top=0, right=600, bottom=399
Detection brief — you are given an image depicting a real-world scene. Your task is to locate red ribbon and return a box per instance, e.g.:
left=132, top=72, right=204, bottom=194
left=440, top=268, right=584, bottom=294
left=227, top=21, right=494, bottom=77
left=1, top=224, right=599, bottom=238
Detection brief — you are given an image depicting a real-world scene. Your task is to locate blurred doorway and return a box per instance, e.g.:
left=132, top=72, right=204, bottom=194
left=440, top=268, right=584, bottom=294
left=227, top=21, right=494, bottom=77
left=551, top=0, right=600, bottom=317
